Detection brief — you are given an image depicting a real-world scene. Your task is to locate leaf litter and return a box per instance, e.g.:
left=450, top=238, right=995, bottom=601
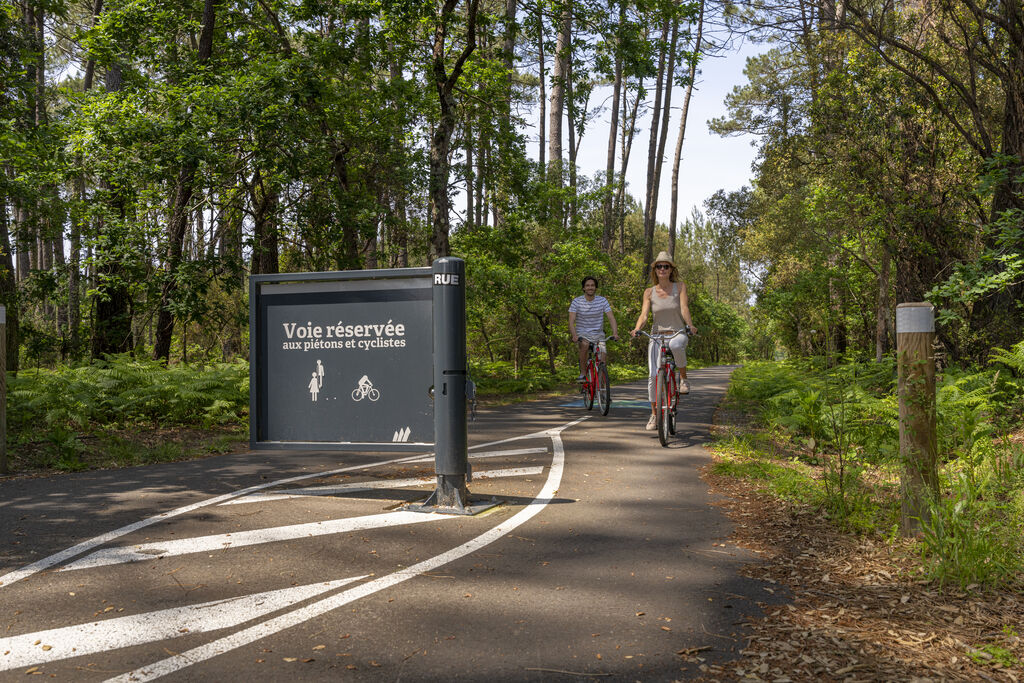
left=697, top=453, right=1023, bottom=681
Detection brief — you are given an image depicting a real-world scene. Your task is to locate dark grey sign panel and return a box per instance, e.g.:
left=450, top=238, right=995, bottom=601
left=250, top=269, right=433, bottom=450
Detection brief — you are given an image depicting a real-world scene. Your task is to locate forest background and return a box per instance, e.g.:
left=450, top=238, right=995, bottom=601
left=4, top=0, right=1024, bottom=612
left=2, top=0, right=1023, bottom=379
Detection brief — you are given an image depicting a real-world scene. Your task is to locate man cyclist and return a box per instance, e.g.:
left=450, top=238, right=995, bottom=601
left=569, top=276, right=620, bottom=382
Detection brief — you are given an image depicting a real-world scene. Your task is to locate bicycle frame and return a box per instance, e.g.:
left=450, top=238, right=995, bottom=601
left=637, top=329, right=684, bottom=388
left=577, top=336, right=611, bottom=415
left=636, top=329, right=687, bottom=445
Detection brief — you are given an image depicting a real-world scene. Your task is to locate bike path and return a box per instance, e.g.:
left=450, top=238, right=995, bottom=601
left=0, top=365, right=781, bottom=681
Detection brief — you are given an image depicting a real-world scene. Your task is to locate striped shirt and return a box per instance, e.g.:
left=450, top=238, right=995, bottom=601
left=569, top=295, right=612, bottom=338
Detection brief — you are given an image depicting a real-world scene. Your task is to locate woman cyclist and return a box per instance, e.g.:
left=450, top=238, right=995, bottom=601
left=630, top=252, right=698, bottom=431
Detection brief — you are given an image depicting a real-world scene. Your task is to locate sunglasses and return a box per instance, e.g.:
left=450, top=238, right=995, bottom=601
left=655, top=264, right=671, bottom=270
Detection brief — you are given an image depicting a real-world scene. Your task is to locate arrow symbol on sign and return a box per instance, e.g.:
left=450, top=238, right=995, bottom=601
left=0, top=575, right=366, bottom=672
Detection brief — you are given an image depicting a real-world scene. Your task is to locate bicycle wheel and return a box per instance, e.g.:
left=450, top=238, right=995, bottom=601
left=584, top=364, right=595, bottom=410
left=597, top=363, right=611, bottom=415
left=668, top=392, right=677, bottom=434
left=656, top=369, right=670, bottom=446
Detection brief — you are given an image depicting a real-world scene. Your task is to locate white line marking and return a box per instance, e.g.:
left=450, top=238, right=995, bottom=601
left=0, top=576, right=365, bottom=671
left=219, top=466, right=545, bottom=505
left=0, top=452, right=444, bottom=589
left=406, top=446, right=549, bottom=463
left=58, top=511, right=452, bottom=572
left=107, top=417, right=588, bottom=682
left=1, top=441, right=552, bottom=589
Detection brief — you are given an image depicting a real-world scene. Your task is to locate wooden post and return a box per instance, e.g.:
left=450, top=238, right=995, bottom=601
left=896, top=302, right=938, bottom=535
left=0, top=304, right=6, bottom=475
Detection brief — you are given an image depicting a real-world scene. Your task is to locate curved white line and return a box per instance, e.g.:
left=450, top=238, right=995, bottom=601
left=107, top=418, right=586, bottom=683
left=0, top=453, right=424, bottom=589
left=0, top=427, right=566, bottom=590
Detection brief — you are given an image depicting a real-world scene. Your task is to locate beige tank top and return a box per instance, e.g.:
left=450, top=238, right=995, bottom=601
left=651, top=283, right=685, bottom=333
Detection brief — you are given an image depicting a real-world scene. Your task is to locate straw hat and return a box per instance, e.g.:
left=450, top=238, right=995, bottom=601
left=653, top=251, right=675, bottom=267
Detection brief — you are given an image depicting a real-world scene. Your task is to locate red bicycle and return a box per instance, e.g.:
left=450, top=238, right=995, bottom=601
left=578, top=335, right=613, bottom=415
left=636, top=329, right=688, bottom=446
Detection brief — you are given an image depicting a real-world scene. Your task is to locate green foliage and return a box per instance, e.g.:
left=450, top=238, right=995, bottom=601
left=711, top=434, right=823, bottom=505
left=7, top=355, right=248, bottom=438
left=720, top=354, right=1024, bottom=587
left=42, top=426, right=88, bottom=472
left=918, top=471, right=1022, bottom=589
left=929, top=163, right=1024, bottom=357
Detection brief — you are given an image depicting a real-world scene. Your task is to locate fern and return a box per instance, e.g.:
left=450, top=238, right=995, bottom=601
left=990, top=339, right=1024, bottom=375
left=7, top=356, right=249, bottom=436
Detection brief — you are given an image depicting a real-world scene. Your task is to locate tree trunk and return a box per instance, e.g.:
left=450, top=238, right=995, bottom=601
left=876, top=244, right=891, bottom=362
left=68, top=0, right=104, bottom=360
left=466, top=118, right=475, bottom=231
left=566, top=51, right=577, bottom=226
left=547, top=0, right=571, bottom=199
left=668, top=0, right=703, bottom=260
left=82, top=0, right=104, bottom=91
left=429, top=0, right=480, bottom=259
left=251, top=172, right=279, bottom=275
left=643, top=17, right=679, bottom=276
left=0, top=193, right=20, bottom=373
left=537, top=5, right=546, bottom=171
left=641, top=19, right=670, bottom=274
left=153, top=0, right=218, bottom=361
left=496, top=0, right=517, bottom=229
left=90, top=63, right=134, bottom=360
left=616, top=82, right=642, bottom=253
left=602, top=1, right=624, bottom=251
left=477, top=142, right=487, bottom=228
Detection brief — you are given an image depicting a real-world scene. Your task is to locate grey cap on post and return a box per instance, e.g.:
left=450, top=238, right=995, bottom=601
left=896, top=303, right=934, bottom=334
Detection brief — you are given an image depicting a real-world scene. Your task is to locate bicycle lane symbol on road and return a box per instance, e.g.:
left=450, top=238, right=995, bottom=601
left=0, top=418, right=587, bottom=681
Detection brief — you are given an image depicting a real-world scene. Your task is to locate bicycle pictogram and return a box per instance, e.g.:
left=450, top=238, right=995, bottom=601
left=351, top=375, right=381, bottom=402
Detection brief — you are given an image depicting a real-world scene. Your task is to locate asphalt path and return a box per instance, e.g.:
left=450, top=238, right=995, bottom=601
left=0, top=365, right=781, bottom=681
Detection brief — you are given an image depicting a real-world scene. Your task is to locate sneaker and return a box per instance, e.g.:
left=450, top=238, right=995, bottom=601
left=576, top=374, right=585, bottom=383
left=678, top=380, right=690, bottom=395
left=645, top=414, right=657, bottom=431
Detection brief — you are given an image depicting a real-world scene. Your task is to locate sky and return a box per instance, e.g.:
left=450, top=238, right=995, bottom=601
left=519, top=39, right=765, bottom=228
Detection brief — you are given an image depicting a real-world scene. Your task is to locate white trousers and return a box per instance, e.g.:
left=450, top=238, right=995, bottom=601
left=647, top=334, right=688, bottom=402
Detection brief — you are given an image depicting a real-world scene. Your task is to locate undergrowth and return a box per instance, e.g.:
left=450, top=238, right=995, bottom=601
left=713, top=340, right=1024, bottom=590
left=4, top=354, right=248, bottom=473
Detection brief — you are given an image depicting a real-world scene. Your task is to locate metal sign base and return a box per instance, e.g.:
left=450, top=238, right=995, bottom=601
left=405, top=497, right=502, bottom=516
left=405, top=476, right=501, bottom=515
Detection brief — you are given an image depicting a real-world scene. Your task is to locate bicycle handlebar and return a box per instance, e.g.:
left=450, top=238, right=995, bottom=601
left=633, top=327, right=691, bottom=342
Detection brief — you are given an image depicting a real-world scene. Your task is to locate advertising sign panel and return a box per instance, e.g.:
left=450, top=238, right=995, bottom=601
left=250, top=269, right=433, bottom=450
